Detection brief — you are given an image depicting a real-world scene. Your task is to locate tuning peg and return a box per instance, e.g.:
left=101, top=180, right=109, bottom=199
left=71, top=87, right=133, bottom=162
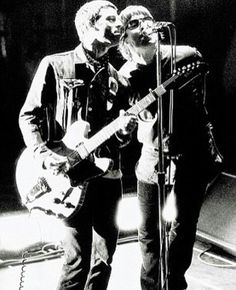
left=187, top=64, right=192, bottom=71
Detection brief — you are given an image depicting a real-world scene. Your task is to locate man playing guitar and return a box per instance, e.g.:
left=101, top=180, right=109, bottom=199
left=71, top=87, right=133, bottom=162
left=18, top=1, right=137, bottom=289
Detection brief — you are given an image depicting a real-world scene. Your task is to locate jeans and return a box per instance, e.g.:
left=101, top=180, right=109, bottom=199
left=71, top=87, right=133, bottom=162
left=137, top=181, right=160, bottom=290
left=137, top=160, right=208, bottom=290
left=57, top=177, right=122, bottom=290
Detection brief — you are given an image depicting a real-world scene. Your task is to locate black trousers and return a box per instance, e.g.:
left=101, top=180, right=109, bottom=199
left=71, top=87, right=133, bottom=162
left=137, top=162, right=208, bottom=290
left=57, top=177, right=122, bottom=290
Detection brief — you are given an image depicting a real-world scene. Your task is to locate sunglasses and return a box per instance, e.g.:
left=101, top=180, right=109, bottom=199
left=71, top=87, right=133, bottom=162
left=126, top=16, right=154, bottom=30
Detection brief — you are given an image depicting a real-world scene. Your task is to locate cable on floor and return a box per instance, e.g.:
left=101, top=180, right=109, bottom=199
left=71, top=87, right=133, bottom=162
left=196, top=245, right=236, bottom=268
left=0, top=242, right=64, bottom=268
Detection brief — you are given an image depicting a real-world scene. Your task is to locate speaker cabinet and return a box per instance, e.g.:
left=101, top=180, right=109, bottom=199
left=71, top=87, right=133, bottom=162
left=197, top=172, right=236, bottom=256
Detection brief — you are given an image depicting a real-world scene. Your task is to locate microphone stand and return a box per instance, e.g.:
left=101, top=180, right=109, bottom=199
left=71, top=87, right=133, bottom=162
left=152, top=22, right=176, bottom=290
left=154, top=31, right=170, bottom=290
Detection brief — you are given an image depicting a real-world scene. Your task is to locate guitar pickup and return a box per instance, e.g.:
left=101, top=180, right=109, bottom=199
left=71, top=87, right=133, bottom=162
left=26, top=177, right=51, bottom=203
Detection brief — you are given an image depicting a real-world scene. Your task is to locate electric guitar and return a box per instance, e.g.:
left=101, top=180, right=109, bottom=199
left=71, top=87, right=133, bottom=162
left=15, top=61, right=207, bottom=219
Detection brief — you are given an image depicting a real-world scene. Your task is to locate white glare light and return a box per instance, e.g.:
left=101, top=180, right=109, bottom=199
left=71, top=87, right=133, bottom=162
left=31, top=212, right=67, bottom=243
left=162, top=189, right=177, bottom=222
left=0, top=211, right=66, bottom=252
left=116, top=196, right=141, bottom=231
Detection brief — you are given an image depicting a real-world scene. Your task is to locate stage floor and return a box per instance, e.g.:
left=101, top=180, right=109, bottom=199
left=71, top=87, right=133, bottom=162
left=0, top=239, right=235, bottom=290
left=0, top=165, right=236, bottom=289
left=109, top=239, right=236, bottom=290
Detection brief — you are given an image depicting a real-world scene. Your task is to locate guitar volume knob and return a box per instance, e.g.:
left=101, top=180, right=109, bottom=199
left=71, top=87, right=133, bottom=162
left=54, top=198, right=62, bottom=204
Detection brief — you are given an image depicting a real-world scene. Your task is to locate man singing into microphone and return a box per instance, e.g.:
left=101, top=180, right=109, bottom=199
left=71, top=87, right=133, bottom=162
left=119, top=5, right=222, bottom=290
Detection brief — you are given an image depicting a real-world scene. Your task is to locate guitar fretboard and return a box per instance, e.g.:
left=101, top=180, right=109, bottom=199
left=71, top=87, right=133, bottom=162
left=74, top=61, right=204, bottom=159
left=83, top=75, right=177, bottom=155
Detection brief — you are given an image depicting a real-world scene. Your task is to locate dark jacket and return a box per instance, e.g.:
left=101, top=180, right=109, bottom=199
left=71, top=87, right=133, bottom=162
left=120, top=45, right=222, bottom=182
left=19, top=45, right=132, bottom=170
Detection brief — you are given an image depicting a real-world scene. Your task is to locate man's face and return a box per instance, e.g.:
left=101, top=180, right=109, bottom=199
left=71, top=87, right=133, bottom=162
left=124, top=14, right=156, bottom=48
left=94, top=7, right=122, bottom=47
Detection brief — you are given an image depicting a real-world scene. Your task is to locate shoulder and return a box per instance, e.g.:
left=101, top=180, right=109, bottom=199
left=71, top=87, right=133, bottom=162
left=43, top=49, right=76, bottom=67
left=119, top=61, right=138, bottom=79
left=109, top=63, right=130, bottom=87
left=39, top=47, right=81, bottom=79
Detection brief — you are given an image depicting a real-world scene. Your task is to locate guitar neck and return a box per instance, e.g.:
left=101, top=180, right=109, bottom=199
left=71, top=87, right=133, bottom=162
left=81, top=76, right=177, bottom=156
left=76, top=60, right=205, bottom=158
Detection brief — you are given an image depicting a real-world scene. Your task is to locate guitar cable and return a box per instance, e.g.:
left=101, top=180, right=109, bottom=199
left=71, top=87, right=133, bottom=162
left=13, top=243, right=64, bottom=290
left=18, top=248, right=42, bottom=290
left=18, top=250, right=27, bottom=290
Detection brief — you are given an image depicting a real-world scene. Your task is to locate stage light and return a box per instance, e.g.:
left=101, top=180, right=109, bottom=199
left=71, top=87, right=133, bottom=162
left=116, top=195, right=141, bottom=231
left=162, top=189, right=177, bottom=222
left=0, top=211, right=66, bottom=253
left=116, top=188, right=177, bottom=233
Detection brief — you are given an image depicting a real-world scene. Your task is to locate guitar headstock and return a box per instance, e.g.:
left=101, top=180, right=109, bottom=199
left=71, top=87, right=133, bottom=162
left=174, top=60, right=208, bottom=75
left=166, top=61, right=209, bottom=90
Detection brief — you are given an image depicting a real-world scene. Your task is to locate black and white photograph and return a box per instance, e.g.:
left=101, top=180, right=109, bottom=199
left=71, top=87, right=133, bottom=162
left=0, top=0, right=236, bottom=289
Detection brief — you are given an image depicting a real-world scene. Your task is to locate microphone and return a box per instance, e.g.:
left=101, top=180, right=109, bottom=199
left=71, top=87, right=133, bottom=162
left=140, top=21, right=174, bottom=38
left=151, top=22, right=174, bottom=32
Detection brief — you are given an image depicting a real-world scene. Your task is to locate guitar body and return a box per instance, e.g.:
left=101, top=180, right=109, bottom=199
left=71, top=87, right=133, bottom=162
left=15, top=120, right=113, bottom=219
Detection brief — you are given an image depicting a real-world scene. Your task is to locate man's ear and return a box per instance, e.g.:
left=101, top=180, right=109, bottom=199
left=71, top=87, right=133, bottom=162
left=93, top=20, right=102, bottom=31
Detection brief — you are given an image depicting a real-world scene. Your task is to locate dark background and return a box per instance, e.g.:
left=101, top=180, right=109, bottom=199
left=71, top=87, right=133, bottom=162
left=0, top=0, right=236, bottom=210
